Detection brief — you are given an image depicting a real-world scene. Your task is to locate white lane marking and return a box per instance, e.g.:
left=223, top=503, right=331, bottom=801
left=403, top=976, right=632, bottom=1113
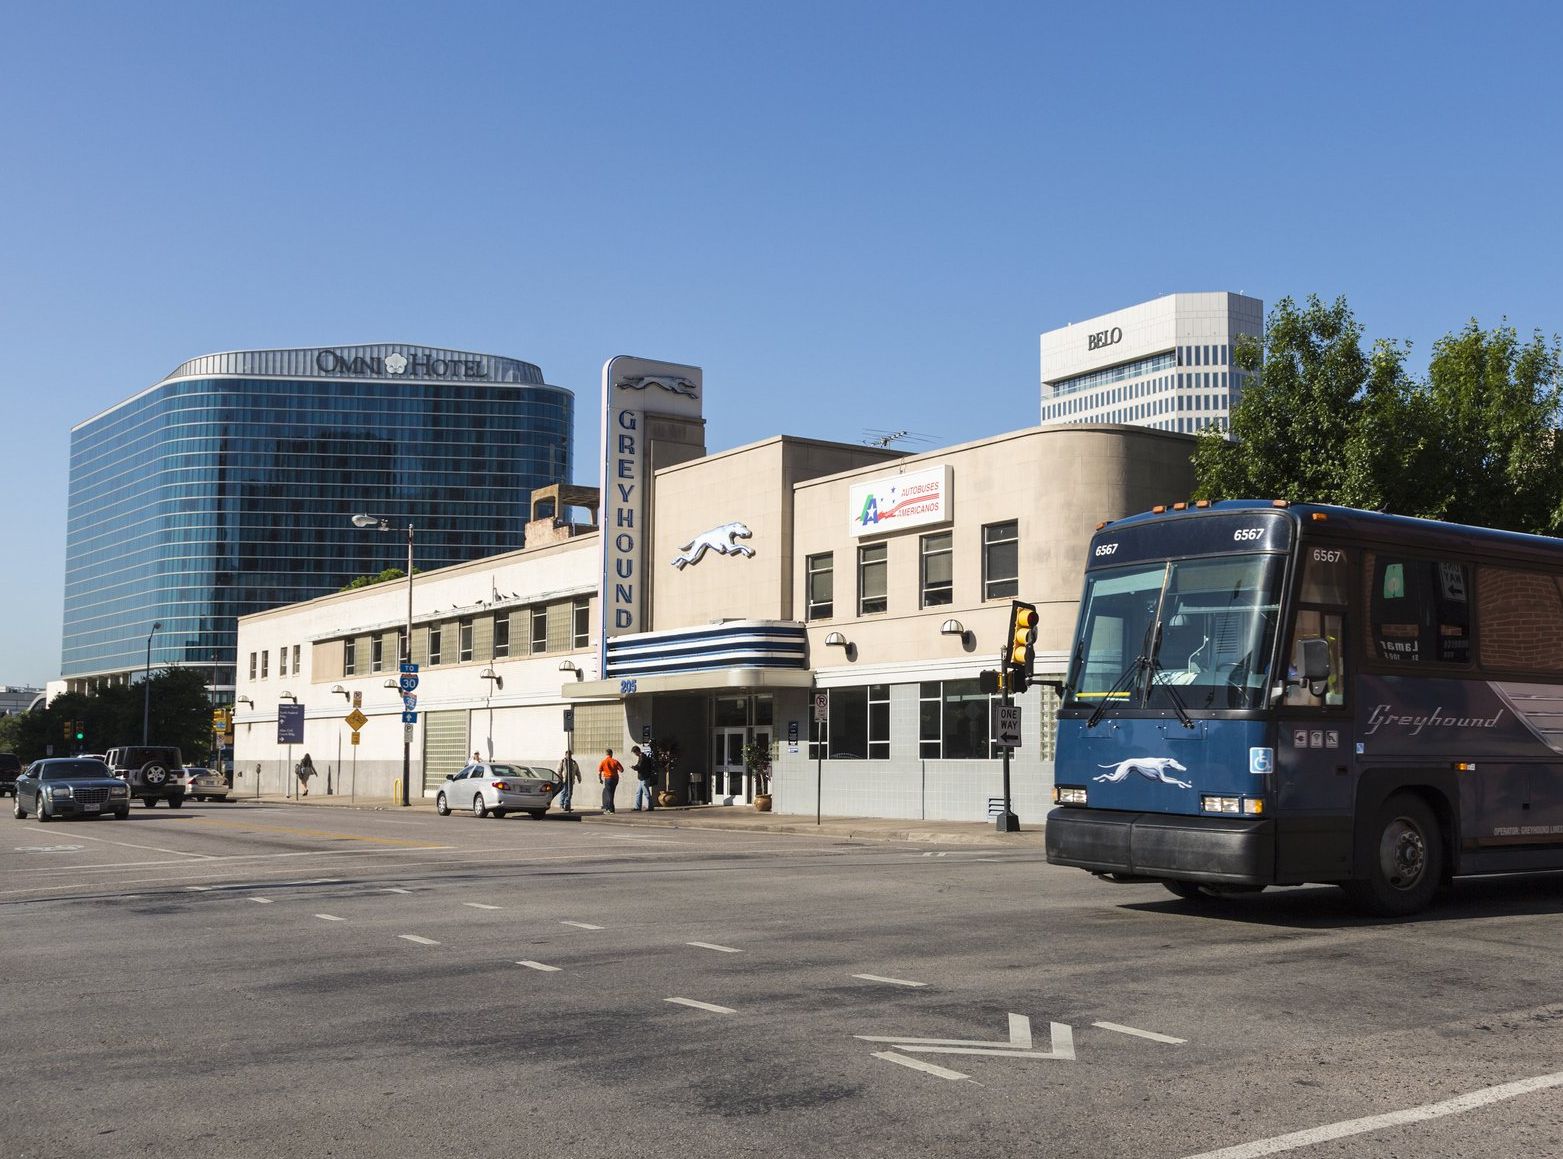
left=185, top=885, right=210, bottom=891
left=687, top=941, right=742, bottom=953
left=463, top=902, right=502, bottom=910
left=315, top=913, right=345, bottom=922
left=399, top=935, right=440, bottom=945
left=665, top=997, right=735, bottom=1014
left=872, top=1051, right=969, bottom=1081
left=39, top=830, right=216, bottom=859
left=859, top=1016, right=1075, bottom=1061
left=853, top=973, right=927, bottom=988
left=249, top=897, right=273, bottom=904
left=517, top=960, right=560, bottom=972
left=1093, top=1020, right=1186, bottom=1044
left=1180, top=1070, right=1563, bottom=1159
left=380, top=888, right=413, bottom=894
left=561, top=920, right=603, bottom=930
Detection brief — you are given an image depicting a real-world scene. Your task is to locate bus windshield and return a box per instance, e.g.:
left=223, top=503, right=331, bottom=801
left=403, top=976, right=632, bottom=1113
left=1067, top=554, right=1284, bottom=712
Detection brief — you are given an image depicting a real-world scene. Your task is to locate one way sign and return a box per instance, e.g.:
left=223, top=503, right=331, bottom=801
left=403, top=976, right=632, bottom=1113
left=992, top=705, right=1021, bottom=748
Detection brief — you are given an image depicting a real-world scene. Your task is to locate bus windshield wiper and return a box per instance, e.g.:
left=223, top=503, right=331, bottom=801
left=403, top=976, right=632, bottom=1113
left=1147, top=643, right=1195, bottom=729
left=1087, top=619, right=1159, bottom=729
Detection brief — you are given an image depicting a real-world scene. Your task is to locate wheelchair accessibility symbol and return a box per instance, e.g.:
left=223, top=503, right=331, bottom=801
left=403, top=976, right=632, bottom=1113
left=1249, top=747, right=1274, bottom=775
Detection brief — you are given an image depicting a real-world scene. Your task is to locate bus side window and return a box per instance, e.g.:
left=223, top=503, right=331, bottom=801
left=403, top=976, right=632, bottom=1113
left=1285, top=609, right=1344, bottom=707
left=1367, top=555, right=1471, bottom=665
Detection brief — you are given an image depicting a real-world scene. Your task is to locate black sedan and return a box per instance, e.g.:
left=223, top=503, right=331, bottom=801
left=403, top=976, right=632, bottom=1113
left=13, top=758, right=131, bottom=822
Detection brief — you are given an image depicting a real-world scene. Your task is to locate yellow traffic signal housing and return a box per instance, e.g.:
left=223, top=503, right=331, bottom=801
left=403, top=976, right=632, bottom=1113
left=1007, top=601, right=1038, bottom=693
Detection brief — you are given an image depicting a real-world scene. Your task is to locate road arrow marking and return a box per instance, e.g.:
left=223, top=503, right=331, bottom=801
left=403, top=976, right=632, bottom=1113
left=872, top=1051, right=969, bottom=1081
left=1094, top=1020, right=1186, bottom=1044
left=857, top=1014, right=1075, bottom=1061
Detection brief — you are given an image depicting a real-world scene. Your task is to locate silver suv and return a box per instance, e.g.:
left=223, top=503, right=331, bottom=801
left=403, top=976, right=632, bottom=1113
left=104, top=746, right=187, bottom=808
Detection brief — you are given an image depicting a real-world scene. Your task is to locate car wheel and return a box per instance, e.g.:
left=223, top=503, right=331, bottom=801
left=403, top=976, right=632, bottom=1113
left=1343, top=792, right=1443, bottom=918
left=143, top=797, right=158, bottom=808
left=13, top=798, right=26, bottom=819
left=115, top=807, right=129, bottom=820
left=528, top=809, right=547, bottom=819
left=435, top=792, right=450, bottom=816
left=168, top=796, right=184, bottom=809
left=36, top=796, right=50, bottom=823
left=472, top=793, right=488, bottom=819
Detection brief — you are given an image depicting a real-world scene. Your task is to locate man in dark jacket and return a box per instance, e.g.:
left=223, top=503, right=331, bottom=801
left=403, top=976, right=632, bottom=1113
left=632, top=744, right=657, bottom=811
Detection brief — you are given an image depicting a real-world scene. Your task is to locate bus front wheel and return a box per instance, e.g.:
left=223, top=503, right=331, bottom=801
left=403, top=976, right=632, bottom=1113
left=1344, top=792, right=1443, bottom=917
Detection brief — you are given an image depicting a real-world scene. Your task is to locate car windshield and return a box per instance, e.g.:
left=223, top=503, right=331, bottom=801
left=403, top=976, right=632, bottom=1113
left=1067, top=554, right=1283, bottom=713
left=41, top=762, right=111, bottom=780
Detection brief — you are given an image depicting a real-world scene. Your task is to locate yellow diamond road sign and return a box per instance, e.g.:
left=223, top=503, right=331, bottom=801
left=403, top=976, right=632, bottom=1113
left=345, top=708, right=368, bottom=730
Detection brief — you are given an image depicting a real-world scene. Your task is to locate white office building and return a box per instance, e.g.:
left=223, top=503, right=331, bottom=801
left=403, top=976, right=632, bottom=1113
left=1040, top=292, right=1263, bottom=434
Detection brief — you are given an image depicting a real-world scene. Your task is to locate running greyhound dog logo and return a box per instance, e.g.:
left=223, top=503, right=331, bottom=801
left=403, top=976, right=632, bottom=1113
left=1093, top=757, right=1192, bottom=789
left=671, top=522, right=755, bottom=569
left=617, top=374, right=699, bottom=399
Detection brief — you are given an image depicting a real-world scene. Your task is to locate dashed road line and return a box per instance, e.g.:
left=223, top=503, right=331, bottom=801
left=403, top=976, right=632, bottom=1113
left=872, top=1051, right=969, bottom=1081
left=665, top=997, right=735, bottom=1014
left=314, top=913, right=345, bottom=922
left=1093, top=1020, right=1185, bottom=1044
left=853, top=973, right=927, bottom=988
left=561, top=920, right=602, bottom=930
left=463, top=902, right=502, bottom=910
left=380, top=888, right=412, bottom=894
left=399, top=934, right=440, bottom=945
left=517, top=960, right=560, bottom=972
left=248, top=897, right=273, bottom=904
left=1179, top=1070, right=1563, bottom=1159
left=687, top=941, right=742, bottom=953
left=185, top=885, right=210, bottom=891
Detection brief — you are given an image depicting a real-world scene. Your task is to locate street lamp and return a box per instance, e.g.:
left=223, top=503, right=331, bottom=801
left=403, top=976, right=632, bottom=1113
left=142, top=621, right=162, bottom=745
left=354, top=514, right=414, bottom=807
left=480, top=667, right=503, bottom=760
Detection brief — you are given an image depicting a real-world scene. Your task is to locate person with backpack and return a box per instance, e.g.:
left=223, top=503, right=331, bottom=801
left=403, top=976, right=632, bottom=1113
left=632, top=744, right=657, bottom=811
left=555, top=748, right=581, bottom=813
left=598, top=748, right=622, bottom=813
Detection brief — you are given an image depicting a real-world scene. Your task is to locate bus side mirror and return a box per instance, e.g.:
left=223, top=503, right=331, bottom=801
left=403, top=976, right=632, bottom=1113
left=1296, top=637, right=1331, bottom=683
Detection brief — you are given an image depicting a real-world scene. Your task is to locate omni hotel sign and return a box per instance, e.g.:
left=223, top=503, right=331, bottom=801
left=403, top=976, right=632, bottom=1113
left=599, top=356, right=704, bottom=647
left=315, top=349, right=490, bottom=378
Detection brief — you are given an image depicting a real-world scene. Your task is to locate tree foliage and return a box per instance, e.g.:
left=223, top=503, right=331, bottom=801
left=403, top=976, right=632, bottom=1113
left=0, top=668, right=217, bottom=765
left=339, top=566, right=420, bottom=591
left=1193, top=296, right=1563, bottom=534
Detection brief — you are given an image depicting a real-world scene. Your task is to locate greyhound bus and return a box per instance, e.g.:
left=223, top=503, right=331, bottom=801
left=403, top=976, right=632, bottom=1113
left=1044, top=499, right=1563, bottom=915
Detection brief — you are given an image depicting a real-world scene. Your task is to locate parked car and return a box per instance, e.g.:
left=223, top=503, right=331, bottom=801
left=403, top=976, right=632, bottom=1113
left=0, top=752, right=21, bottom=798
left=103, top=745, right=187, bottom=808
left=185, top=766, right=230, bottom=802
left=13, top=758, right=131, bottom=821
left=434, top=762, right=556, bottom=819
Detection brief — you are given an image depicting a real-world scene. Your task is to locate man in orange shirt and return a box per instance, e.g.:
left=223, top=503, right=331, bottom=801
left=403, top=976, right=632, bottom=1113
left=598, top=747, right=622, bottom=813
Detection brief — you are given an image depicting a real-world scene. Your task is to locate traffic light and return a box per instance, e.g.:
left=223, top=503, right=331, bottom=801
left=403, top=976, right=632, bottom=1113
left=63, top=719, right=72, bottom=740
left=74, top=721, right=85, bottom=742
left=1006, top=600, right=1038, bottom=694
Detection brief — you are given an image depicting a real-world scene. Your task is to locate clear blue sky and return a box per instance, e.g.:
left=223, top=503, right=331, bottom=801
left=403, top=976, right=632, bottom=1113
left=4, top=1, right=1561, bottom=686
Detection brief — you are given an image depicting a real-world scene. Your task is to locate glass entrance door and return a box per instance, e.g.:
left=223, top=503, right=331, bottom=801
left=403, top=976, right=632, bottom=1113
left=712, top=728, right=747, bottom=804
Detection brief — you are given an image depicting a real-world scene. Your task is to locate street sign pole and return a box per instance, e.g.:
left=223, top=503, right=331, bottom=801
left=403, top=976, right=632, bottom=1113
left=813, top=690, right=829, bottom=826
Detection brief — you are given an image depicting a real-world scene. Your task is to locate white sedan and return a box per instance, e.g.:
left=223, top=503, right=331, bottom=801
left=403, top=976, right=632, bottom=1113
left=435, top=762, right=556, bottom=819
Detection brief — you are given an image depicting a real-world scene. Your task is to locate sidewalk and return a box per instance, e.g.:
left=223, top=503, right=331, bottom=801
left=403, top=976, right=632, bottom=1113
left=239, top=791, right=1047, bottom=849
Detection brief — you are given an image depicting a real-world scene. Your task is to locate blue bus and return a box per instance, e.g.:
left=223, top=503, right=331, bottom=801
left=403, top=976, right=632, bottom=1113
left=1045, top=499, right=1563, bottom=915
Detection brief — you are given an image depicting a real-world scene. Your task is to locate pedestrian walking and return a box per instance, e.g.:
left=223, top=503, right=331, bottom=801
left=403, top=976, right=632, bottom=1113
left=471, top=751, right=482, bottom=765
left=556, top=749, right=581, bottom=812
left=295, top=753, right=315, bottom=797
left=598, top=747, right=622, bottom=813
left=632, top=744, right=657, bottom=811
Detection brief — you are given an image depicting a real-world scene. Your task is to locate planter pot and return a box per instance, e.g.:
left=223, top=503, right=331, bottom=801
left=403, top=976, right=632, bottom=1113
left=656, top=789, right=680, bottom=807
left=753, top=793, right=773, bottom=812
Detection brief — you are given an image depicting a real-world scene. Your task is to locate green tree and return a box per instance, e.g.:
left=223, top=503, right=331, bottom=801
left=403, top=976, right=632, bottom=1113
left=0, top=668, right=217, bottom=764
left=340, top=566, right=420, bottom=591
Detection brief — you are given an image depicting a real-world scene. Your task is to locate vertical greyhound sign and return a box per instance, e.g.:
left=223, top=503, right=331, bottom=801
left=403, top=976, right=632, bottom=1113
left=599, top=356, right=704, bottom=669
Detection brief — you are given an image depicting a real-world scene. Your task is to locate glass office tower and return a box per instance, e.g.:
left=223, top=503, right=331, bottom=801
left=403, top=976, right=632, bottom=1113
left=63, top=344, right=573, bottom=692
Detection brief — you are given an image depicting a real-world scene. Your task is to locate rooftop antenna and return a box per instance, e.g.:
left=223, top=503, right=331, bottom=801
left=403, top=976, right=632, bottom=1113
left=862, top=428, right=937, bottom=449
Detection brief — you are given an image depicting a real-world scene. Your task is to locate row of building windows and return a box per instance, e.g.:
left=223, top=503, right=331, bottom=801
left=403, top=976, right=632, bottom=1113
left=1044, top=372, right=1236, bottom=422
left=806, top=521, right=1018, bottom=619
left=1048, top=351, right=1177, bottom=397
left=337, top=598, right=591, bottom=676
left=806, top=680, right=1059, bottom=760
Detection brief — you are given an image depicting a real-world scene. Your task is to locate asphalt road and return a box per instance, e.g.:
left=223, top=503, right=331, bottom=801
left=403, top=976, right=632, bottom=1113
left=5, top=801, right=1563, bottom=1159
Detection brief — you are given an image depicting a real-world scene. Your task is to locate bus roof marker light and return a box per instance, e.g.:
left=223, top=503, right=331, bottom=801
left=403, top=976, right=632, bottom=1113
left=1152, top=505, right=1167, bottom=514
left=1195, top=500, right=1210, bottom=508
left=1173, top=502, right=1188, bottom=510
left=1311, top=512, right=1328, bottom=522
left=1272, top=499, right=1290, bottom=508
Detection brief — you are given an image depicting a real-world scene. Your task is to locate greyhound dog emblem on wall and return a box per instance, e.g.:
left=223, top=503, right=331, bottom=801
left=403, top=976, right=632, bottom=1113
left=1092, top=757, right=1192, bottom=789
left=672, top=522, right=755, bottom=569
left=617, top=375, right=700, bottom=399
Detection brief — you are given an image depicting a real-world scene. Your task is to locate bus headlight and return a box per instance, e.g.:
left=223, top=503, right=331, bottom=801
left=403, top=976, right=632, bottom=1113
left=1201, top=795, right=1263, bottom=815
left=1053, top=785, right=1088, bottom=806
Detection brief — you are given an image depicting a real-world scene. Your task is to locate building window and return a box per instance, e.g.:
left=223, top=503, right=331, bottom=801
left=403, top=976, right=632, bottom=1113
left=809, top=684, right=890, bottom=760
left=494, top=616, right=510, bottom=659
left=459, top=620, right=473, bottom=662
left=428, top=626, right=441, bottom=666
left=921, top=532, right=953, bottom=607
left=806, top=553, right=834, bottom=620
left=531, top=607, right=548, bottom=654
left=371, top=636, right=384, bottom=673
left=858, top=543, right=887, bottom=615
left=248, top=652, right=257, bottom=680
left=293, top=643, right=301, bottom=673
left=920, top=679, right=996, bottom=759
left=983, top=520, right=1018, bottom=600
left=394, top=631, right=406, bottom=665
left=573, top=598, right=589, bottom=648
left=278, top=647, right=288, bottom=677
left=342, top=641, right=353, bottom=677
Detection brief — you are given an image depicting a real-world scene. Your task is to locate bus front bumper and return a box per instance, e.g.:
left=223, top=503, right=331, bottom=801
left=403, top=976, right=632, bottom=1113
left=1045, top=807, right=1274, bottom=886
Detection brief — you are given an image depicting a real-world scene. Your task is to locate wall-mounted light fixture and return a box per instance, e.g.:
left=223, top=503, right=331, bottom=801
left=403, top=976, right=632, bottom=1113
left=558, top=660, right=584, bottom=681
left=236, top=695, right=253, bottom=707
left=382, top=678, right=399, bottom=689
left=939, top=619, right=965, bottom=636
left=824, top=632, right=848, bottom=647
left=331, top=684, right=351, bottom=701
left=479, top=667, right=504, bottom=691
left=279, top=691, right=298, bottom=703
